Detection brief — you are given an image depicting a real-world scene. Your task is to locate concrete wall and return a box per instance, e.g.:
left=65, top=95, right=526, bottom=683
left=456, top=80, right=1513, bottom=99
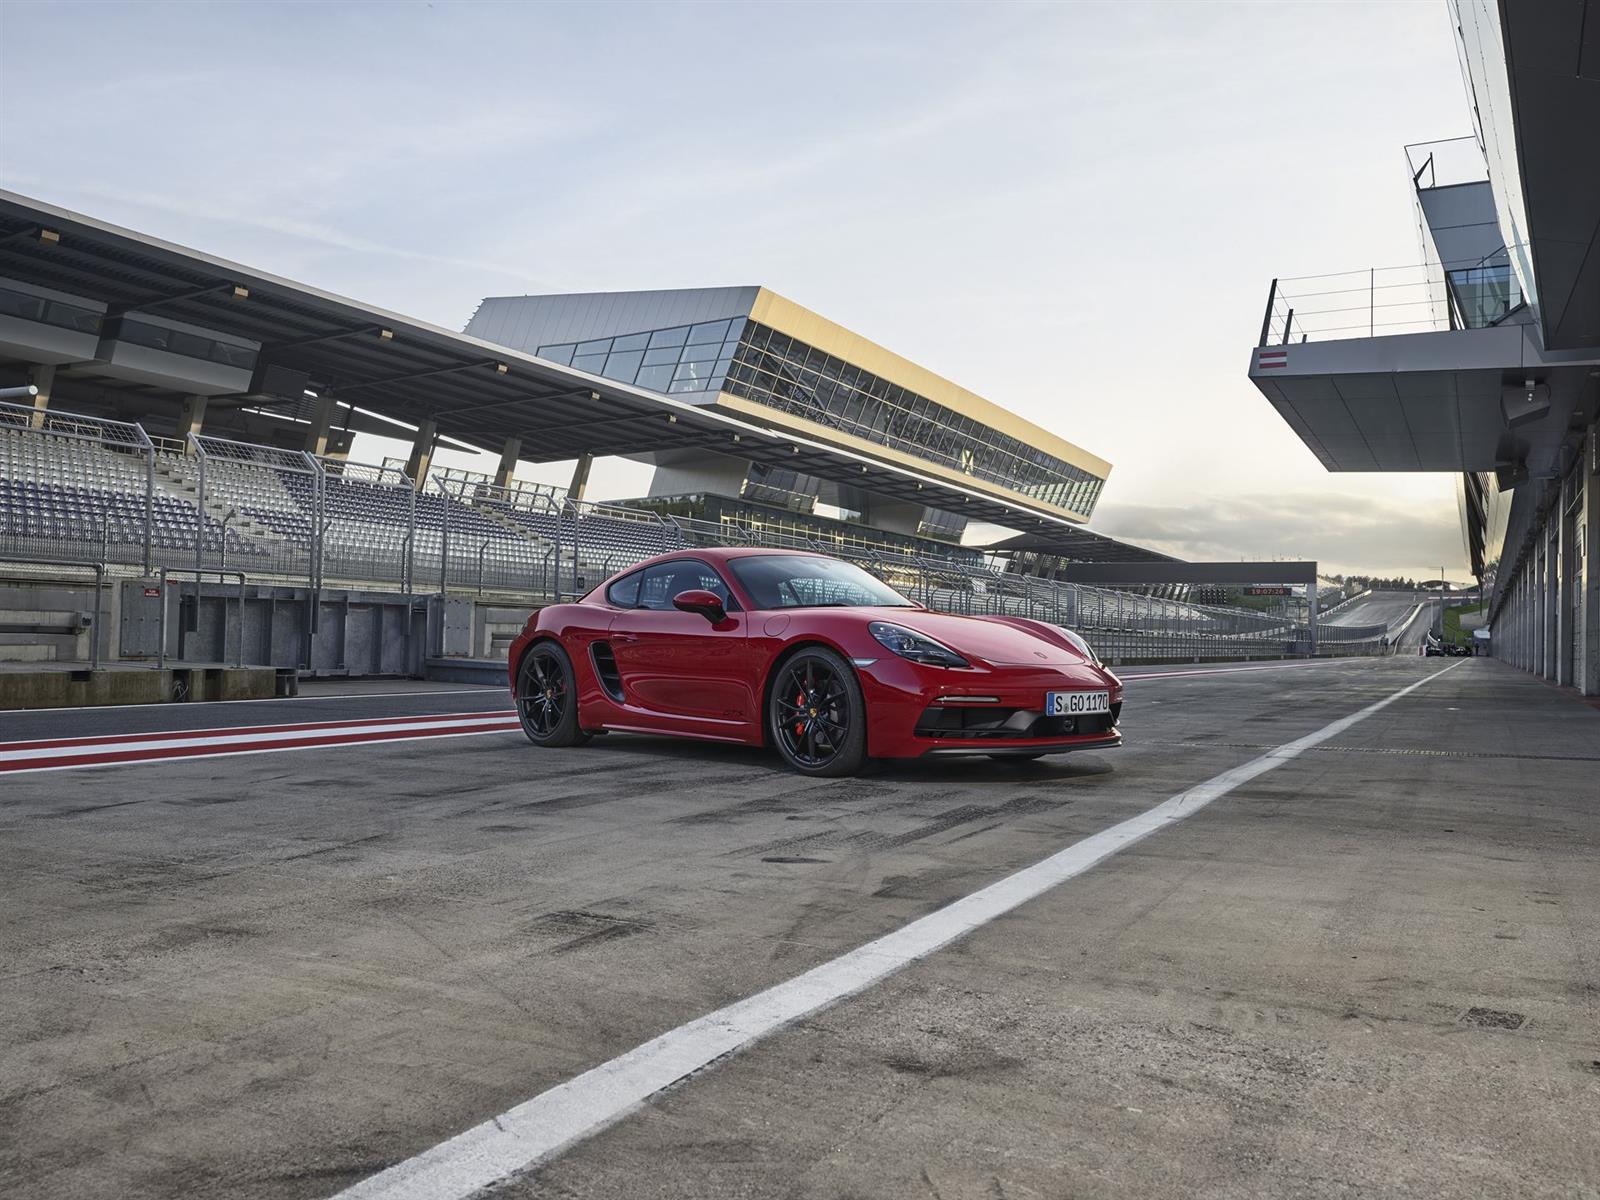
left=118, top=580, right=427, bottom=676
left=0, top=580, right=117, bottom=665
left=645, top=450, right=749, bottom=499
left=0, top=665, right=280, bottom=711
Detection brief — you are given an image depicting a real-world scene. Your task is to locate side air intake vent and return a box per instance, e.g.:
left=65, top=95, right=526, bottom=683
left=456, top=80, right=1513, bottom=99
left=591, top=641, right=624, bottom=702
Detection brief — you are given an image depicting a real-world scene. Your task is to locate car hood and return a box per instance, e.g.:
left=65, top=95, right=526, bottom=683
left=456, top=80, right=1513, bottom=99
left=862, top=609, right=1088, bottom=667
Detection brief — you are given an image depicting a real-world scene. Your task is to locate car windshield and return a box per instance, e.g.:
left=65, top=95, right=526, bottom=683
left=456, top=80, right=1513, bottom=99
left=728, top=554, right=915, bottom=610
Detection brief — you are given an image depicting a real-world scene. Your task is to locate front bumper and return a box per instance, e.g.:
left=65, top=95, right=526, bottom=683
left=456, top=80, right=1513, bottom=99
left=857, top=656, right=1124, bottom=760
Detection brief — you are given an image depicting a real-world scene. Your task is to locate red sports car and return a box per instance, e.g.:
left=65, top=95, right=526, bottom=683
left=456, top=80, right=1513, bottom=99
left=507, top=548, right=1122, bottom=776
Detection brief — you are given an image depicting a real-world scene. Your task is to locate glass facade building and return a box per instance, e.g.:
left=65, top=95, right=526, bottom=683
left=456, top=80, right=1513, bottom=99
left=537, top=317, right=745, bottom=397
left=725, top=322, right=1104, bottom=518
left=1449, top=0, right=1536, bottom=315
left=628, top=492, right=987, bottom=566
left=539, top=314, right=1104, bottom=520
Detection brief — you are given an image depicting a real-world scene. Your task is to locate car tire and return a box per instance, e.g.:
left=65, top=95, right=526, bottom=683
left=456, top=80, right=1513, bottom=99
left=768, top=647, right=867, bottom=777
left=515, top=641, right=590, bottom=748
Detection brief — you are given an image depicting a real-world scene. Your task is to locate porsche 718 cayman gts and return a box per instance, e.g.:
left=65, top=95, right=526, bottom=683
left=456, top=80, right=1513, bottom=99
left=508, top=548, right=1123, bottom=776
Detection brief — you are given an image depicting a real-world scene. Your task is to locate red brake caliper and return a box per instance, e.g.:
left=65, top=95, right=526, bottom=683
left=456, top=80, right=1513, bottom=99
left=794, top=690, right=806, bottom=737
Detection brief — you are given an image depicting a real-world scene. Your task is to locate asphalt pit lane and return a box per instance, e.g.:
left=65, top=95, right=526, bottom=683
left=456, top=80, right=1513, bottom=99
left=526, top=909, right=655, bottom=955
left=1462, top=1007, right=1527, bottom=1030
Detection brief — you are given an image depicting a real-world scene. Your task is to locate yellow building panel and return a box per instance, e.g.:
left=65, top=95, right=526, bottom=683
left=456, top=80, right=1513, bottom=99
left=713, top=392, right=1094, bottom=525
left=747, top=287, right=1112, bottom=482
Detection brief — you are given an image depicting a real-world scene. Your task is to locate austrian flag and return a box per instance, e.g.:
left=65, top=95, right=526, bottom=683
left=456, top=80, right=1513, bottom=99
left=1257, top=349, right=1288, bottom=370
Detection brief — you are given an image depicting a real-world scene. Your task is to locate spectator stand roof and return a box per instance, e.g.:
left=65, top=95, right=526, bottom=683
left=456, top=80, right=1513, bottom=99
left=0, top=190, right=1110, bottom=539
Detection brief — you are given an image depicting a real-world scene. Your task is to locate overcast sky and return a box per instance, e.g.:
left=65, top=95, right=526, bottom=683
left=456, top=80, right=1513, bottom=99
left=0, top=0, right=1476, bottom=579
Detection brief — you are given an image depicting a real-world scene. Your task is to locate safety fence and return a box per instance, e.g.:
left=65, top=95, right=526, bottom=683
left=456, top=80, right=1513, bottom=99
left=1, top=405, right=1402, bottom=661
left=1258, top=245, right=1527, bottom=347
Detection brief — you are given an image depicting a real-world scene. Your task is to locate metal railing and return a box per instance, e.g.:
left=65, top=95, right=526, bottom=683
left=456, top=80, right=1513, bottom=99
left=1404, top=136, right=1488, bottom=190
left=1, top=410, right=1409, bottom=661
left=0, top=399, right=157, bottom=572
left=1258, top=246, right=1525, bottom=347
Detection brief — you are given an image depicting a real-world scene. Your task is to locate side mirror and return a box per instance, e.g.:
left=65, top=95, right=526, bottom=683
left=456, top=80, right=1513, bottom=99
left=672, top=588, right=726, bottom=623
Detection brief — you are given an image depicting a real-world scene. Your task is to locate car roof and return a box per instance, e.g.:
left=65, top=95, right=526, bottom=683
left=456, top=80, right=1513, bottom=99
left=589, top=546, right=826, bottom=586
left=627, top=546, right=826, bottom=570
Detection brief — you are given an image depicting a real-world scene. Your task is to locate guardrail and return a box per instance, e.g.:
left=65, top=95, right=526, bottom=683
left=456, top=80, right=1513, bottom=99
left=1258, top=246, right=1526, bottom=347
left=3, top=408, right=1401, bottom=661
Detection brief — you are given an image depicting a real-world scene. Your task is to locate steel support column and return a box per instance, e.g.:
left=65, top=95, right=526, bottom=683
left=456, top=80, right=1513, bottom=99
left=406, top=419, right=437, bottom=488
left=1545, top=527, right=1559, bottom=680
left=177, top=394, right=208, bottom=445
left=303, top=391, right=338, bottom=457
left=495, top=437, right=522, bottom=489
left=26, top=364, right=52, bottom=429
left=567, top=452, right=594, bottom=502
left=1582, top=421, right=1599, bottom=694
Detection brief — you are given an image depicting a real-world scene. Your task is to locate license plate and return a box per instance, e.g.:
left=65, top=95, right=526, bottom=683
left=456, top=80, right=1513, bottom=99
left=1046, top=690, right=1109, bottom=717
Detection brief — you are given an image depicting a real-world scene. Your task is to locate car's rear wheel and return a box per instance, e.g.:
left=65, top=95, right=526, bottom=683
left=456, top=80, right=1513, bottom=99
left=516, top=642, right=589, bottom=748
left=769, top=647, right=866, bottom=777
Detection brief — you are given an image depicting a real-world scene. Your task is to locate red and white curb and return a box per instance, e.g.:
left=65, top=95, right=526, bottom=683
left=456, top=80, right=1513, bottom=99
left=0, top=710, right=520, bottom=775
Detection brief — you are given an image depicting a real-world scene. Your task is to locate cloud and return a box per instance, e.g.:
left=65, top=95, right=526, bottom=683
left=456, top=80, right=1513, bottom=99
left=1091, top=492, right=1466, bottom=578
left=0, top=171, right=554, bottom=290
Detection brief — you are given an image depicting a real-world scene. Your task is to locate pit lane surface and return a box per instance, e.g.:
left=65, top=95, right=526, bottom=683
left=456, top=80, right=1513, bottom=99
left=2, top=659, right=1596, bottom=1199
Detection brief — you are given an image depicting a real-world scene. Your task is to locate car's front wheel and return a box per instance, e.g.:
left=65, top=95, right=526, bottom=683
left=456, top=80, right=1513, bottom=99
left=515, top=641, right=589, bottom=748
left=768, top=647, right=867, bottom=777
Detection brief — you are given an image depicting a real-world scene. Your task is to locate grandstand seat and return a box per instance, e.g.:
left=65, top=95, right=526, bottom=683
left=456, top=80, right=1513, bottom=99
left=1, top=429, right=260, bottom=556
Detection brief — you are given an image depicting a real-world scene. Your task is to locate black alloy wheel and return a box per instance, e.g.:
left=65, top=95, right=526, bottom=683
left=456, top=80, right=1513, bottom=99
left=769, top=647, right=867, bottom=777
left=516, top=642, right=588, bottom=747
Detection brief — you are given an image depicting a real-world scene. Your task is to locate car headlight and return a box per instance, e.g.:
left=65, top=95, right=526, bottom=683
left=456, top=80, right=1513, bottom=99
left=869, top=621, right=969, bottom=668
left=1059, top=628, right=1101, bottom=664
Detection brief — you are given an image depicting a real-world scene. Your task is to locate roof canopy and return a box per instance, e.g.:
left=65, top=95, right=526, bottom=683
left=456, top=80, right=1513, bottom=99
left=0, top=190, right=1100, bottom=537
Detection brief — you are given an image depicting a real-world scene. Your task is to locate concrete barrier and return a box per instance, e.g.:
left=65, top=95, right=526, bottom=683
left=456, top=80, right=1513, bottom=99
left=0, top=665, right=278, bottom=711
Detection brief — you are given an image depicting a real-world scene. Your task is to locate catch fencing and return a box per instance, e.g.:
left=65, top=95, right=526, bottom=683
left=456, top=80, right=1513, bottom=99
left=0, top=408, right=1399, bottom=660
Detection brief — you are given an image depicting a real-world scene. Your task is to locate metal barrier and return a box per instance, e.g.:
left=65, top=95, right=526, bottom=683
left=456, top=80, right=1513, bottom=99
left=1259, top=245, right=1528, bottom=347
left=2, top=555, right=108, bottom=671
left=156, top=566, right=247, bottom=669
left=1, top=411, right=1407, bottom=661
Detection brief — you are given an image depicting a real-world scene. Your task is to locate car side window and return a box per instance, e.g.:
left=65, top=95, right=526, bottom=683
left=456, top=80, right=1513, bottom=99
left=606, top=571, right=642, bottom=608
left=636, top=560, right=739, bottom=612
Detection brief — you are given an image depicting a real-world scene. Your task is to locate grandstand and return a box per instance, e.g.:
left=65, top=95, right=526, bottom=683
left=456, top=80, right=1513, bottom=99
left=0, top=188, right=1401, bottom=696
left=0, top=399, right=1403, bottom=676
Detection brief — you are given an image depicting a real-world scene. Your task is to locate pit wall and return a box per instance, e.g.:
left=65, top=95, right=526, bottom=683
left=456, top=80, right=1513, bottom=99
left=0, top=665, right=283, bottom=711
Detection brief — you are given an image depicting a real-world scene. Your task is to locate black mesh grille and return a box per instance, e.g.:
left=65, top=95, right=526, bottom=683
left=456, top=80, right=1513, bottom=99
left=914, top=703, right=1118, bottom=741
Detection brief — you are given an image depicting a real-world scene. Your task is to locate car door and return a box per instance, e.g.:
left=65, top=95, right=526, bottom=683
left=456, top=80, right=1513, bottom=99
left=608, top=558, right=757, bottom=735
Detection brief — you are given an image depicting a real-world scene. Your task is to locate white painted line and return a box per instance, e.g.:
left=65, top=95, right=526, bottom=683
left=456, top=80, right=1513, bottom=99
left=0, top=714, right=518, bottom=764
left=0, top=727, right=523, bottom=778
left=329, top=659, right=1468, bottom=1200
left=3, top=686, right=501, bottom=716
